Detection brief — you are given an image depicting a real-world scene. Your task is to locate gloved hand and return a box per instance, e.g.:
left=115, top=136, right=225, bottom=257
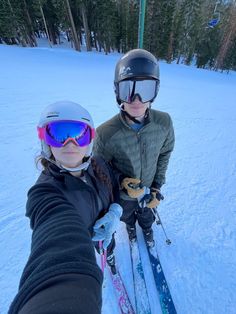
left=138, top=187, right=164, bottom=209
left=92, top=203, right=123, bottom=249
left=121, top=177, right=145, bottom=198
left=151, top=188, right=164, bottom=202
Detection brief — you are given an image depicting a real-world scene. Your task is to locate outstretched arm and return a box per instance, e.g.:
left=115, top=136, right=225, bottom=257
left=9, top=183, right=103, bottom=314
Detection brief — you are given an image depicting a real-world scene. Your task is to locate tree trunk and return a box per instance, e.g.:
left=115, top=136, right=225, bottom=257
left=214, top=6, right=236, bottom=70
left=80, top=2, right=91, bottom=51
left=66, top=30, right=70, bottom=41
left=48, top=26, right=57, bottom=45
left=167, top=31, right=174, bottom=63
left=23, top=0, right=37, bottom=47
left=93, top=32, right=98, bottom=51
left=39, top=0, right=52, bottom=47
left=96, top=30, right=102, bottom=52
left=176, top=54, right=181, bottom=64
left=65, top=0, right=81, bottom=51
left=7, top=0, right=27, bottom=47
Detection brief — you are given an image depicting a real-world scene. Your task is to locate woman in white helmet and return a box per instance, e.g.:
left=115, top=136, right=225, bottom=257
left=9, top=101, right=122, bottom=314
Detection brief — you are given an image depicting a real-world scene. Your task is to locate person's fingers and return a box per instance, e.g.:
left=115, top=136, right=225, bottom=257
left=103, top=234, right=112, bottom=249
left=93, top=216, right=108, bottom=229
left=92, top=230, right=105, bottom=241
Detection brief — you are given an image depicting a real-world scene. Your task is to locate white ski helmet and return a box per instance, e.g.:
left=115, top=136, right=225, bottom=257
left=38, top=100, right=95, bottom=161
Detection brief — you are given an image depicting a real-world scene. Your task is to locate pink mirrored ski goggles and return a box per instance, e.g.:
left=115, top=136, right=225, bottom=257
left=38, top=120, right=95, bottom=147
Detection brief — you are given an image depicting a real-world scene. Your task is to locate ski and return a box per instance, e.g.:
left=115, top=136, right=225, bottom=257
left=109, top=268, right=135, bottom=314
left=144, top=243, right=177, bottom=314
left=130, top=240, right=152, bottom=314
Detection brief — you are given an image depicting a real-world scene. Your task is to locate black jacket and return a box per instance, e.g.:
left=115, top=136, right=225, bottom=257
left=9, top=157, right=119, bottom=314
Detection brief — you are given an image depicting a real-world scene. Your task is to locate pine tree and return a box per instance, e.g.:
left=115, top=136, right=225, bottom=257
left=65, top=0, right=81, bottom=50
left=89, top=0, right=119, bottom=54
left=0, top=0, right=16, bottom=44
left=214, top=1, right=236, bottom=70
left=224, top=36, right=236, bottom=71
left=126, top=0, right=139, bottom=51
left=195, top=0, right=222, bottom=69
left=79, top=0, right=91, bottom=51
left=22, top=0, right=37, bottom=46
left=41, top=0, right=60, bottom=45
left=184, top=0, right=204, bottom=65
left=145, top=0, right=161, bottom=56
left=172, top=0, right=204, bottom=65
left=116, top=0, right=129, bottom=52
left=145, top=0, right=177, bottom=61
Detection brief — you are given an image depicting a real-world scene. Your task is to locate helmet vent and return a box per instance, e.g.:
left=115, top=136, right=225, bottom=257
left=47, top=114, right=59, bottom=118
left=82, top=117, right=90, bottom=122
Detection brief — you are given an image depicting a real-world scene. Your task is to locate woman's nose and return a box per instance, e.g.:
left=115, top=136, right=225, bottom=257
left=63, top=138, right=78, bottom=146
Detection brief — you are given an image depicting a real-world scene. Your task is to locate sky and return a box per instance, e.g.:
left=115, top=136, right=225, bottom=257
left=0, top=41, right=236, bottom=314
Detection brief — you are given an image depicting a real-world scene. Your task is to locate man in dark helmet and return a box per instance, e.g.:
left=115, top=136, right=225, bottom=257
left=93, top=49, right=175, bottom=248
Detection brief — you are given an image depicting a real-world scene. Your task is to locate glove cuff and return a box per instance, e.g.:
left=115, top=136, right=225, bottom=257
left=151, top=182, right=161, bottom=190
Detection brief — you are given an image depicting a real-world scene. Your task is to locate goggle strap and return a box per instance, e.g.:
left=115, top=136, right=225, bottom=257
left=123, top=110, right=142, bottom=124
left=37, top=126, right=44, bottom=140
left=91, top=128, right=95, bottom=139
left=130, top=81, right=136, bottom=100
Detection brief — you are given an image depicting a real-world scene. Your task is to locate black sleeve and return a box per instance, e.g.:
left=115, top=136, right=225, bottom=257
left=9, top=183, right=103, bottom=314
left=92, top=155, right=121, bottom=204
left=106, top=160, right=121, bottom=204
left=18, top=274, right=101, bottom=314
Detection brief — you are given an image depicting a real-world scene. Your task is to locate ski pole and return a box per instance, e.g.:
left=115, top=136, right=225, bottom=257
left=99, top=240, right=107, bottom=272
left=136, top=184, right=172, bottom=245
left=151, top=208, right=172, bottom=245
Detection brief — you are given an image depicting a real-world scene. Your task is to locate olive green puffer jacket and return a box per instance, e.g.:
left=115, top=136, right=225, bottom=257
left=93, top=109, right=175, bottom=199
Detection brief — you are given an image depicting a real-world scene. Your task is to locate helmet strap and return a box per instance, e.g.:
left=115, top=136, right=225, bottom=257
left=59, top=158, right=91, bottom=172
left=41, top=150, right=91, bottom=172
left=40, top=140, right=92, bottom=173
left=121, top=105, right=150, bottom=124
left=123, top=110, right=142, bottom=124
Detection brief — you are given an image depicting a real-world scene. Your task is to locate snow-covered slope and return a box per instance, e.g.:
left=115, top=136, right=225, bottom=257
left=0, top=43, right=236, bottom=314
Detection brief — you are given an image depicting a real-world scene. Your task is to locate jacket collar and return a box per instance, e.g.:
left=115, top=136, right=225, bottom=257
left=119, top=109, right=151, bottom=128
left=46, top=162, right=97, bottom=191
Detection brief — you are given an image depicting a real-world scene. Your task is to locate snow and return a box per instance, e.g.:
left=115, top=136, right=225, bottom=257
left=0, top=42, right=236, bottom=314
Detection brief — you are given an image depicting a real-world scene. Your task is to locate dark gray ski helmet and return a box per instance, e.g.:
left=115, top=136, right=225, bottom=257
left=114, top=49, right=160, bottom=104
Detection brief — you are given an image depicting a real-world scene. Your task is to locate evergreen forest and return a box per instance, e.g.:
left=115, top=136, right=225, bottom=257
left=0, top=0, right=235, bottom=71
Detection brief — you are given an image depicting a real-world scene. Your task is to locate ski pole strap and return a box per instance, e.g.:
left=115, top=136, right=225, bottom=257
left=99, top=240, right=107, bottom=272
left=139, top=193, right=153, bottom=209
left=154, top=189, right=164, bottom=201
left=151, top=207, right=160, bottom=223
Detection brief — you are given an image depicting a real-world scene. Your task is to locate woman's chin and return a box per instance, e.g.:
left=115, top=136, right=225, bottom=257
left=59, top=159, right=82, bottom=169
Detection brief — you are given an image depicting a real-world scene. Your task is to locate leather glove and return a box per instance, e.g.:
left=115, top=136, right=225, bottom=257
left=92, top=203, right=123, bottom=249
left=121, top=177, right=145, bottom=198
left=138, top=187, right=164, bottom=209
